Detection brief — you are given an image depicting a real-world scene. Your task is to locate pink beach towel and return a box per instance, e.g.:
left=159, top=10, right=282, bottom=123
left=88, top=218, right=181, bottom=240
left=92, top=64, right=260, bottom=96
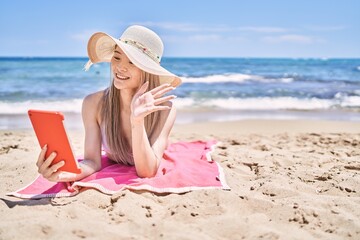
left=7, top=140, right=230, bottom=199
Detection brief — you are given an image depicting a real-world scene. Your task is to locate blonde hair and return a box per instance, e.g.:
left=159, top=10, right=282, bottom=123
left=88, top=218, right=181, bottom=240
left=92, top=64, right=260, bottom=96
left=101, top=71, right=161, bottom=165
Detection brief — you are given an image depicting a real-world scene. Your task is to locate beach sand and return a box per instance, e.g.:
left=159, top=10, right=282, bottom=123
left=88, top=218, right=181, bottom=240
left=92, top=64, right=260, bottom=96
left=1, top=119, right=360, bottom=239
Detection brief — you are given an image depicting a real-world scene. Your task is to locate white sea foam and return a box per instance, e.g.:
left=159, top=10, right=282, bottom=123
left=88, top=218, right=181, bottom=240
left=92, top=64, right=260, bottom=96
left=354, top=90, right=360, bottom=95
left=340, top=96, right=360, bottom=107
left=1, top=95, right=359, bottom=115
left=181, top=73, right=293, bottom=84
left=172, top=97, right=356, bottom=111
left=0, top=99, right=83, bottom=114
left=171, top=98, right=195, bottom=109
left=204, top=97, right=333, bottom=110
left=278, top=77, right=294, bottom=83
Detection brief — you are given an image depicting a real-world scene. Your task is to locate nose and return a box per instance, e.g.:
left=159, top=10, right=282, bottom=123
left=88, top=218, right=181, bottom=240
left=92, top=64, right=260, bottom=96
left=115, top=63, right=127, bottom=72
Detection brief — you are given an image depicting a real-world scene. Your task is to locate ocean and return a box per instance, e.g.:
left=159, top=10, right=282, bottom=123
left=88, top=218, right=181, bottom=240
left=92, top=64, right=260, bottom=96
left=1, top=57, right=360, bottom=129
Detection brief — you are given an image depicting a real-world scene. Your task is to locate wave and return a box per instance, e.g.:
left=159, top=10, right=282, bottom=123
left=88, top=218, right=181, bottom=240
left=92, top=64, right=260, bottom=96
left=0, top=99, right=83, bottom=114
left=180, top=73, right=360, bottom=85
left=339, top=96, right=360, bottom=108
left=1, top=95, right=360, bottom=115
left=181, top=73, right=294, bottom=84
left=172, top=96, right=360, bottom=111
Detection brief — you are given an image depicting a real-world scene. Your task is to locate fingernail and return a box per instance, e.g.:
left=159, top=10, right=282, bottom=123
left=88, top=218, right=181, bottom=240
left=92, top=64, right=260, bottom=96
left=52, top=152, right=57, bottom=156
left=43, top=144, right=47, bottom=149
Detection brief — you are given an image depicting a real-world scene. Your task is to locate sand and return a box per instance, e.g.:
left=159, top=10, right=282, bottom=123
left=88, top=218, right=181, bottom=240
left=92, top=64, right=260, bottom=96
left=0, top=119, right=360, bottom=239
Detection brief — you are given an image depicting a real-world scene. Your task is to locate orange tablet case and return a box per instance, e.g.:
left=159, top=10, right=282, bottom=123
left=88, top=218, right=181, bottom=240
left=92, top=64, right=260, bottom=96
left=28, top=110, right=81, bottom=174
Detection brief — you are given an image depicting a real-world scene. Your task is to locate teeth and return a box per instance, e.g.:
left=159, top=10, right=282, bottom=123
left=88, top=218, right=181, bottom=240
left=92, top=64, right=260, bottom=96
left=116, top=73, right=129, bottom=80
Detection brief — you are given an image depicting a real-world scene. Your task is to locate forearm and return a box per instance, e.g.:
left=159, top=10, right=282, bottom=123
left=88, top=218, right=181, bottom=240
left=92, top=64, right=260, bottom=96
left=57, top=159, right=99, bottom=182
left=131, top=119, right=159, bottom=177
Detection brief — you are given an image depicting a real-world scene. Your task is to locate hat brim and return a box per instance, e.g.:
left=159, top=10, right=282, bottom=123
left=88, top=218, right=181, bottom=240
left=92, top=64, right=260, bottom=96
left=87, top=32, right=181, bottom=87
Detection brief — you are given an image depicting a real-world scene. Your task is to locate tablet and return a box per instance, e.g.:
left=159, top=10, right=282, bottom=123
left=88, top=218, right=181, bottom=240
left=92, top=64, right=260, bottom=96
left=28, top=109, right=82, bottom=174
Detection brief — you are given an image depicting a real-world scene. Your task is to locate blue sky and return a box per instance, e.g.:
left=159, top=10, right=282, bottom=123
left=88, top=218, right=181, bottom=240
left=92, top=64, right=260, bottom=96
left=0, top=0, right=359, bottom=58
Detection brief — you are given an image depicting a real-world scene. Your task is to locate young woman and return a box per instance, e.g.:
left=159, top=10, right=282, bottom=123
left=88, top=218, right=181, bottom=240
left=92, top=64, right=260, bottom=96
left=36, top=25, right=182, bottom=182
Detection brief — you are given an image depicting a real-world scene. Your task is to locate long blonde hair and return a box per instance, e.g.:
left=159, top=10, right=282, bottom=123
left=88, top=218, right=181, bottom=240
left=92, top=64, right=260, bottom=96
left=100, top=71, right=161, bottom=165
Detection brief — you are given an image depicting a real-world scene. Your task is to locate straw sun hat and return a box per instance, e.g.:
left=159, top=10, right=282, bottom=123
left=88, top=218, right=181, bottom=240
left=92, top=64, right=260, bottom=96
left=85, top=25, right=182, bottom=87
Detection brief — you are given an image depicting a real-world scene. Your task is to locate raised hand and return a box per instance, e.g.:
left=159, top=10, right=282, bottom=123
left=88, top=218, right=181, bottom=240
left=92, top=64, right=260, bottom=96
left=131, top=82, right=176, bottom=123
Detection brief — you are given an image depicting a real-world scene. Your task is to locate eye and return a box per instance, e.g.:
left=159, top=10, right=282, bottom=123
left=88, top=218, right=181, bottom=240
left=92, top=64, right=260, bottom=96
left=113, top=56, right=120, bottom=61
left=129, top=61, right=133, bottom=65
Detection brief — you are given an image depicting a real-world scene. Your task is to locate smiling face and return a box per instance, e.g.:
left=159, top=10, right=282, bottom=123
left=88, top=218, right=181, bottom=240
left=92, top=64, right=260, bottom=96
left=111, top=46, right=142, bottom=90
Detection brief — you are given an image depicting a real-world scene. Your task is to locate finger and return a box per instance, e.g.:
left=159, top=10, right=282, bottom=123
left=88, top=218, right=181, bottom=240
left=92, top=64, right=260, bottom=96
left=44, top=168, right=59, bottom=179
left=146, top=105, right=171, bottom=114
left=138, top=92, right=150, bottom=103
left=50, top=160, right=65, bottom=173
left=42, top=162, right=61, bottom=179
left=135, top=81, right=149, bottom=96
left=38, top=152, right=57, bottom=174
left=153, top=86, right=176, bottom=99
left=149, top=83, right=171, bottom=95
left=36, top=144, right=47, bottom=167
left=154, top=95, right=176, bottom=105
left=48, top=171, right=63, bottom=182
left=44, top=161, right=64, bottom=179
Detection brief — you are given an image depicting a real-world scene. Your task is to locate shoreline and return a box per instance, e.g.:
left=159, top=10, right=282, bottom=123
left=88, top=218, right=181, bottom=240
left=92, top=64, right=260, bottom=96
left=1, top=109, right=360, bottom=130
left=172, top=119, right=360, bottom=135
left=1, top=118, right=360, bottom=134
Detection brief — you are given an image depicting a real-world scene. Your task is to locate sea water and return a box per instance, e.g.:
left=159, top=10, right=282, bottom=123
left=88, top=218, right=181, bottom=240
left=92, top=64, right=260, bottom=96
left=1, top=57, right=360, bottom=128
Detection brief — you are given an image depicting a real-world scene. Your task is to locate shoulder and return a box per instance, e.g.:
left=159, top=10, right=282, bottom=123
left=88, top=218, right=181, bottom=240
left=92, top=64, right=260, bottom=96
left=83, top=90, right=104, bottom=107
left=82, top=90, right=106, bottom=123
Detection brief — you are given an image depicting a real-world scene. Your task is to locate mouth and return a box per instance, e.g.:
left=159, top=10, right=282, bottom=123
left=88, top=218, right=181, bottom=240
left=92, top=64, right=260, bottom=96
left=115, top=73, right=130, bottom=80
